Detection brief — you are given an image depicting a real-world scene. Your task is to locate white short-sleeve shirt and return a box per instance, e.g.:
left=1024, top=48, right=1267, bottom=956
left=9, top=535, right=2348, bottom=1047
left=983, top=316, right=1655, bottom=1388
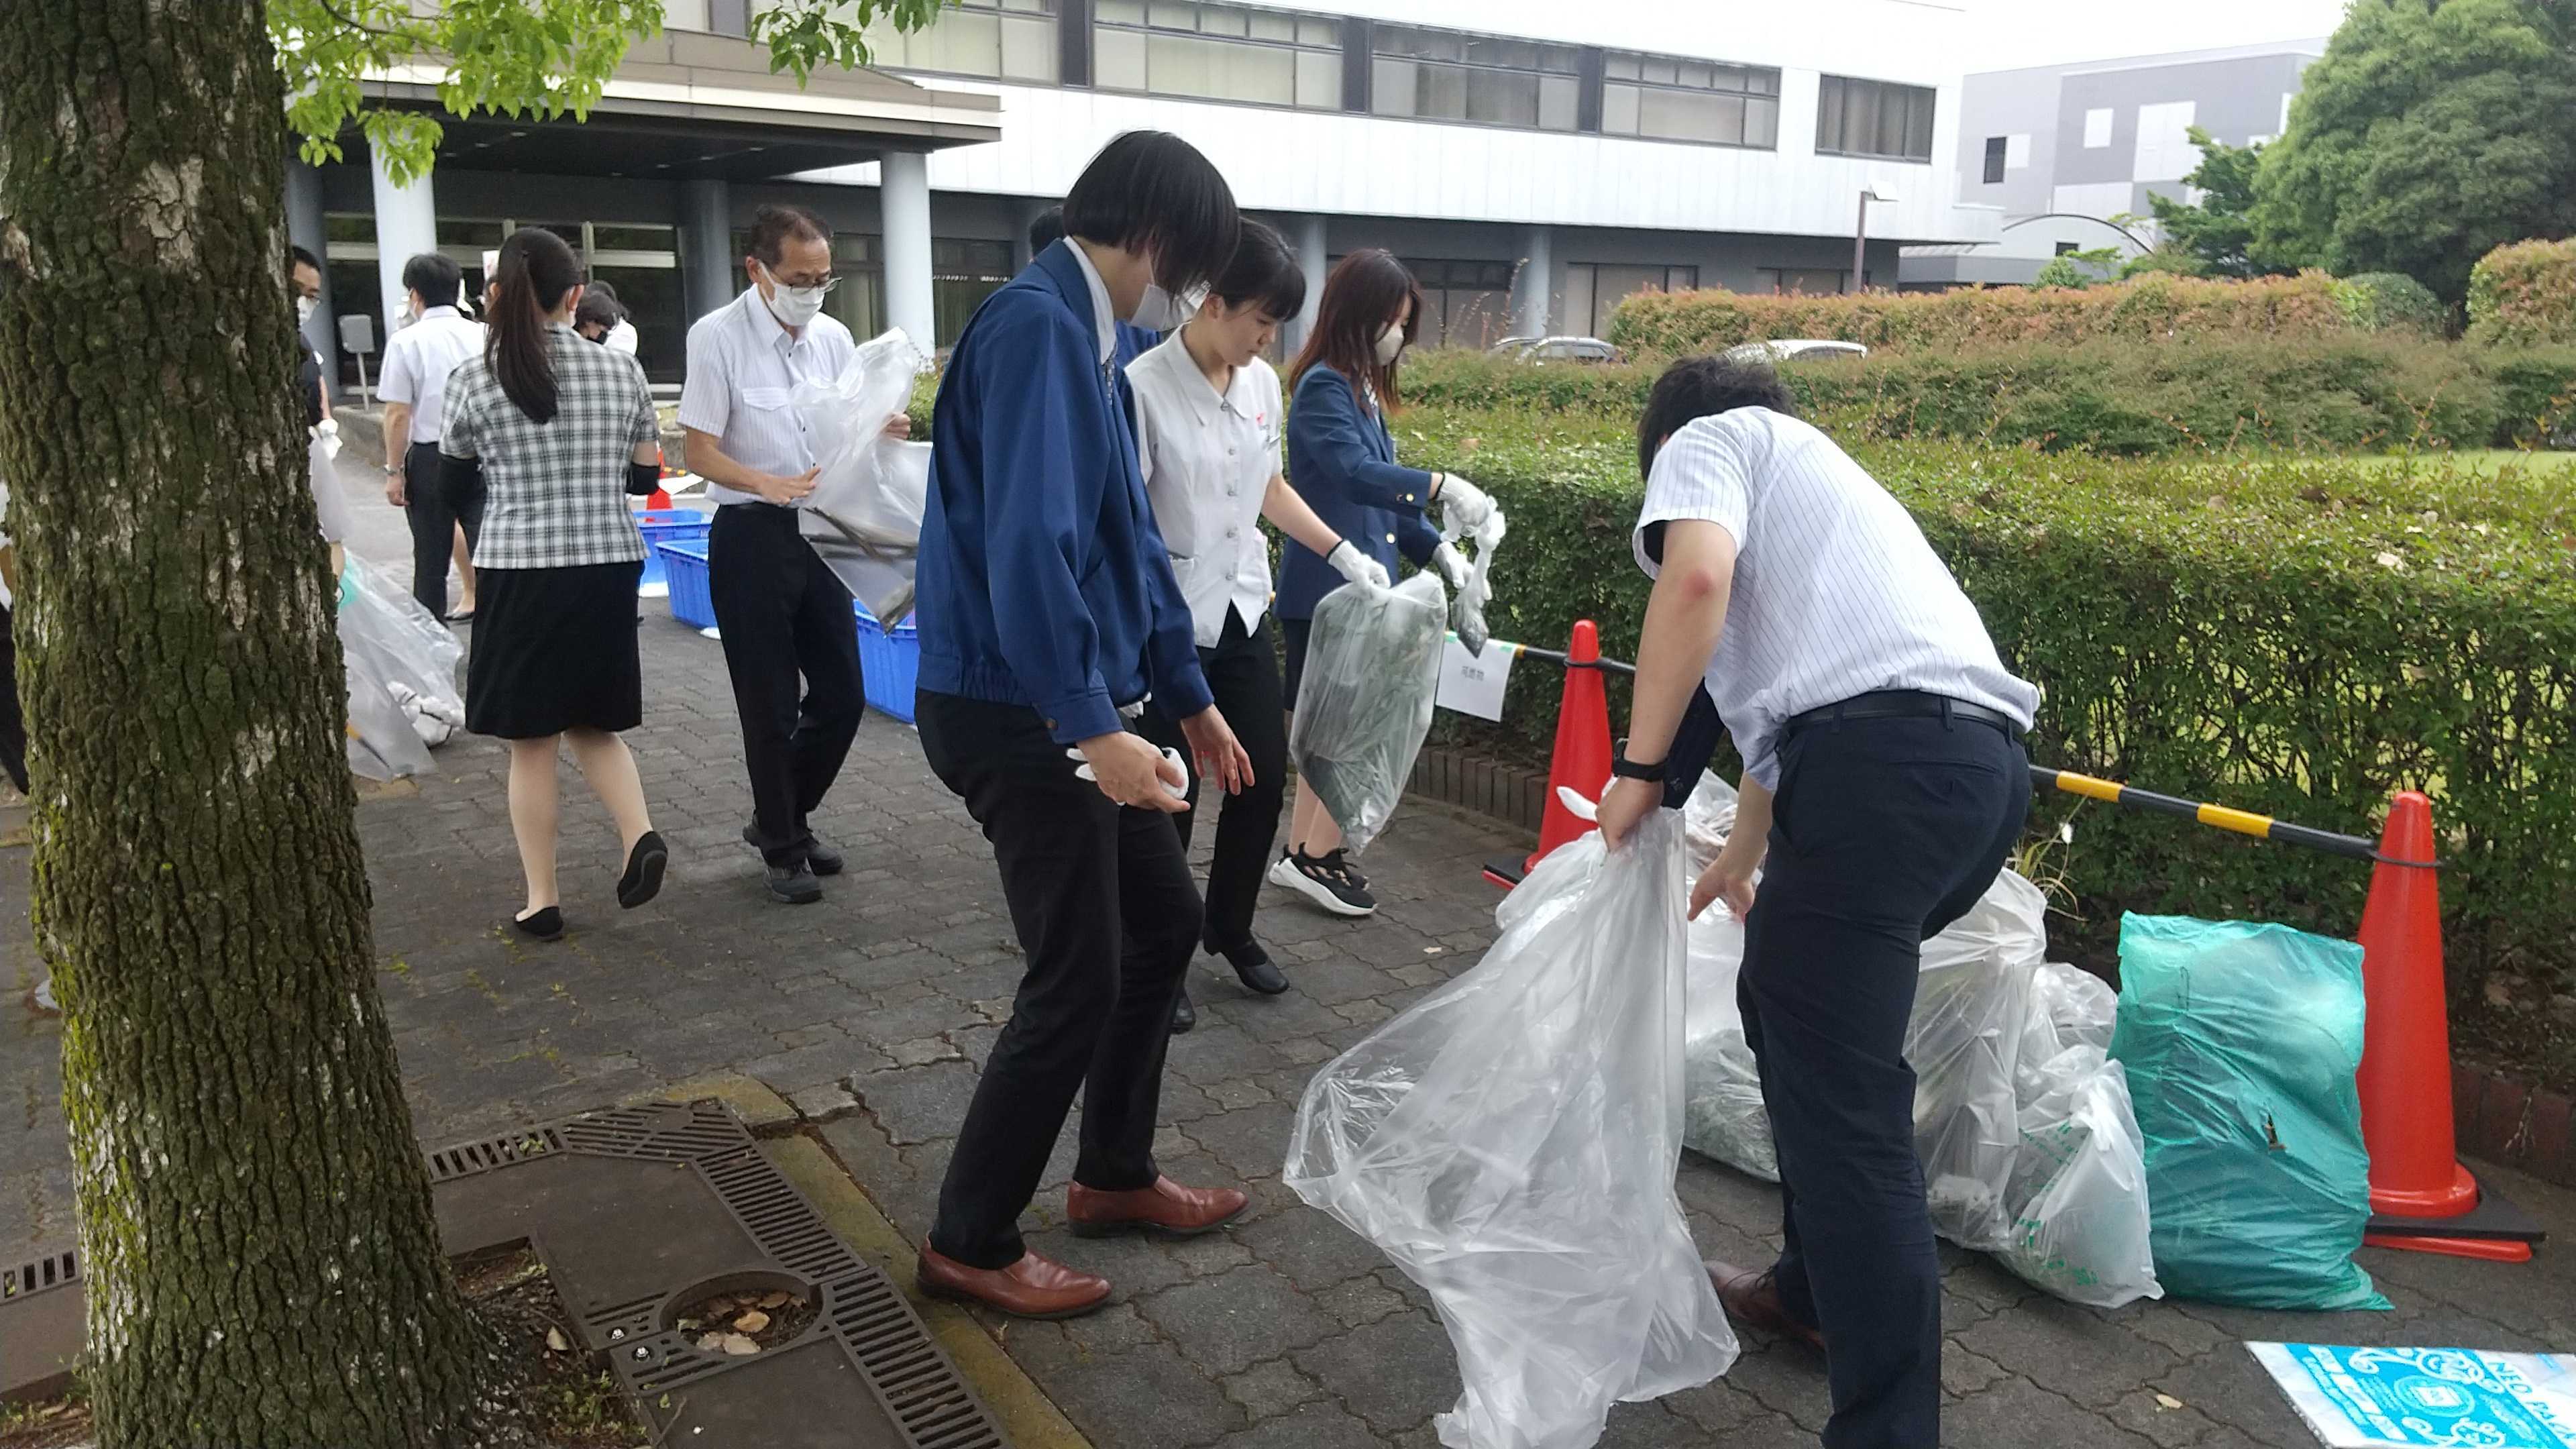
left=1632, top=407, right=2038, bottom=788
left=1127, top=330, right=1285, bottom=646
left=677, top=288, right=856, bottom=507
left=376, top=307, right=485, bottom=444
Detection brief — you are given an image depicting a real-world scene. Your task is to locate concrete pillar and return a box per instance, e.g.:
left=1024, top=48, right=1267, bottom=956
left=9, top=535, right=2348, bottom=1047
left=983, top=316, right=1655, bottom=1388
left=1511, top=224, right=1552, bottom=339
left=283, top=158, right=337, bottom=396
left=879, top=150, right=936, bottom=350
left=368, top=146, right=438, bottom=331
left=680, top=178, right=735, bottom=324
left=1288, top=213, right=1328, bottom=356
left=1012, top=196, right=1055, bottom=272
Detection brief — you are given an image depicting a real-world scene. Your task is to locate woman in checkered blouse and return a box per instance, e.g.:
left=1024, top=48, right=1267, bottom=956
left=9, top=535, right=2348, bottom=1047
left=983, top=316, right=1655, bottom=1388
left=438, top=227, right=669, bottom=942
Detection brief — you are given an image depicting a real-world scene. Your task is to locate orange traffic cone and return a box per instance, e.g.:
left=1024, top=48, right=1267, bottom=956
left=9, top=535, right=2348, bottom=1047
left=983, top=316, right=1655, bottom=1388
left=645, top=486, right=674, bottom=511
left=1484, top=620, right=1613, bottom=889
left=2355, top=791, right=2540, bottom=1261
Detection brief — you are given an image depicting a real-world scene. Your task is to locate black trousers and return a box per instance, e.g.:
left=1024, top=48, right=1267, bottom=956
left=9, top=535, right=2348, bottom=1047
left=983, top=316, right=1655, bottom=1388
left=403, top=440, right=483, bottom=619
left=1737, top=708, right=2029, bottom=1449
left=710, top=503, right=865, bottom=866
left=1139, top=608, right=1287, bottom=953
left=916, top=690, right=1202, bottom=1269
left=0, top=600, right=24, bottom=794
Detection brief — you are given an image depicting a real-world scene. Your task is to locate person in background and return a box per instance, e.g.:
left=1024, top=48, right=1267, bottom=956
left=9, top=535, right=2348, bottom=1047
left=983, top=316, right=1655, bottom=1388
left=679, top=205, right=867, bottom=906
left=378, top=252, right=488, bottom=621
left=1131, top=221, right=1386, bottom=1034
left=574, top=290, right=624, bottom=344
left=440, top=226, right=670, bottom=941
left=1029, top=205, right=1159, bottom=368
left=912, top=131, right=1251, bottom=1320
left=288, top=246, right=330, bottom=429
left=584, top=278, right=640, bottom=356
left=0, top=474, right=25, bottom=797
left=1593, top=355, right=2037, bottom=1449
left=1273, top=250, right=1493, bottom=918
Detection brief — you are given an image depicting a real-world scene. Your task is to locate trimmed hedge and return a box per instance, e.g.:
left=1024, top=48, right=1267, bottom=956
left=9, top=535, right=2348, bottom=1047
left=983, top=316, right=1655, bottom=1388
left=1605, top=270, right=2434, bottom=357
left=2469, top=238, right=2576, bottom=347
left=1401, top=341, right=2576, bottom=456
left=1393, top=405, right=2576, bottom=1010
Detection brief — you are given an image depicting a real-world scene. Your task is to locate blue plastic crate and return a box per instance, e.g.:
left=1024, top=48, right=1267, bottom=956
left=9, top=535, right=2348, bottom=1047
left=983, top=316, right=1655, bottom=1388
left=853, top=601, right=919, bottom=724
left=634, top=507, right=710, bottom=592
left=659, top=539, right=716, bottom=630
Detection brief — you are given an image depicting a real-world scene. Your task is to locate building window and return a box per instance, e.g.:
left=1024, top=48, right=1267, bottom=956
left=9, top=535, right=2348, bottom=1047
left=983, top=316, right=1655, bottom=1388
left=1982, top=136, right=2007, bottom=184
left=1600, top=52, right=1780, bottom=148
left=734, top=229, right=886, bottom=343
left=1754, top=266, right=1846, bottom=296
left=1371, top=25, right=1581, bottom=131
left=2053, top=241, right=2081, bottom=256
left=1560, top=262, right=1699, bottom=339
left=1816, top=76, right=1935, bottom=162
left=934, top=237, right=1015, bottom=347
left=1093, top=1, right=1340, bottom=110
left=863, top=0, right=1059, bottom=83
left=1397, top=258, right=1517, bottom=348
left=2083, top=107, right=2114, bottom=148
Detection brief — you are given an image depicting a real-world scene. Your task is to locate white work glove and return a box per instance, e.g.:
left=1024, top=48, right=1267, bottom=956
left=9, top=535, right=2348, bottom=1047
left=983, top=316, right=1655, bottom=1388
left=1436, top=474, right=1494, bottom=533
left=1431, top=541, right=1469, bottom=591
left=1325, top=539, right=1390, bottom=590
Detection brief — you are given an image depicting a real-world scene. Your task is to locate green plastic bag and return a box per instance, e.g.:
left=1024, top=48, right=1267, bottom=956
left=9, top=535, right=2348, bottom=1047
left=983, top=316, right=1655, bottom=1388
left=2110, top=914, right=2389, bottom=1311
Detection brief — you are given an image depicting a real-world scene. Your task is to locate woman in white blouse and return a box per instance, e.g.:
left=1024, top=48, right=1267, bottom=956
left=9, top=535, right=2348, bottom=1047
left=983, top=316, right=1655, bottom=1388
left=1131, top=220, right=1386, bottom=1033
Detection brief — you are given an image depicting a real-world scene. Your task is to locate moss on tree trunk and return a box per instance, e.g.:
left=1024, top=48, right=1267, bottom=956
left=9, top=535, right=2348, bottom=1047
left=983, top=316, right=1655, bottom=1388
left=0, top=2, right=501, bottom=1443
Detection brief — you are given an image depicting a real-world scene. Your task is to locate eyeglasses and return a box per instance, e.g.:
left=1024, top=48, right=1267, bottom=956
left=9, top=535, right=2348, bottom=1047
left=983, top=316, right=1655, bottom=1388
left=759, top=260, right=839, bottom=292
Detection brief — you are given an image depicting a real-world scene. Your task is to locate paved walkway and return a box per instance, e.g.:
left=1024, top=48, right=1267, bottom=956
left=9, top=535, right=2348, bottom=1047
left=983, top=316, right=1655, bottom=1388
left=5, top=455, right=2573, bottom=1447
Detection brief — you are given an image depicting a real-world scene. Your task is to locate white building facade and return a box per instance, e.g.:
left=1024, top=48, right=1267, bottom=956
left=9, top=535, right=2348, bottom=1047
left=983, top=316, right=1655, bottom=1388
left=297, top=0, right=1999, bottom=382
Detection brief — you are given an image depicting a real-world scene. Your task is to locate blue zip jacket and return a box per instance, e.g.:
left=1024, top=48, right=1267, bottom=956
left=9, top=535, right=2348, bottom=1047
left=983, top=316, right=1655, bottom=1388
left=1276, top=363, right=1442, bottom=621
left=916, top=244, right=1212, bottom=745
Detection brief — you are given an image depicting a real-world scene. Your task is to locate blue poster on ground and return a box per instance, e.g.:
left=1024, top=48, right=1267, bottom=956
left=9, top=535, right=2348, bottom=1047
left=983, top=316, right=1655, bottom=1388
left=2249, top=1343, right=2576, bottom=1448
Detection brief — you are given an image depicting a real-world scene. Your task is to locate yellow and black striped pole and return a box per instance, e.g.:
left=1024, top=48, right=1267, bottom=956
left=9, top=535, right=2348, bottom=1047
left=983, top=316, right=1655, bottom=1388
left=2029, top=766, right=2384, bottom=864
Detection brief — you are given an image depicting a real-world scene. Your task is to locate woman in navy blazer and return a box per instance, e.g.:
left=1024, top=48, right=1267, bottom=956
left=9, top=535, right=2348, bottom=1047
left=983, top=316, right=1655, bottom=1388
left=1273, top=250, right=1494, bottom=917
left=910, top=131, right=1258, bottom=1322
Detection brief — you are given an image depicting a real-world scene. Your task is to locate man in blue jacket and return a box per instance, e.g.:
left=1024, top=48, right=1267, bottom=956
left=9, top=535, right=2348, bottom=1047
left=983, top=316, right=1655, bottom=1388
left=910, top=132, right=1255, bottom=1320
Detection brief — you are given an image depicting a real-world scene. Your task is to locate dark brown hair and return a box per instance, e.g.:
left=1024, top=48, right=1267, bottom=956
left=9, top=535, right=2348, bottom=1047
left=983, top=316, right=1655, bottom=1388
left=1287, top=249, right=1421, bottom=413
left=487, top=227, right=583, bottom=423
left=1211, top=219, right=1305, bottom=321
left=1636, top=354, right=1798, bottom=480
left=1061, top=131, right=1238, bottom=300
left=746, top=204, right=830, bottom=268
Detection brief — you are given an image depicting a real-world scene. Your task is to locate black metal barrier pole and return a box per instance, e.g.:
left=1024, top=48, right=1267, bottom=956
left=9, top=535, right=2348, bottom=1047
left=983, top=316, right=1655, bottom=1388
left=2027, top=765, right=2400, bottom=865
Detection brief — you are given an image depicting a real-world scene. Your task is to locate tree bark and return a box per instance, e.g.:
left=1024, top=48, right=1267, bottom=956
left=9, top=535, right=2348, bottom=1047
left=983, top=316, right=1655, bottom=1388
left=0, top=3, right=498, bottom=1444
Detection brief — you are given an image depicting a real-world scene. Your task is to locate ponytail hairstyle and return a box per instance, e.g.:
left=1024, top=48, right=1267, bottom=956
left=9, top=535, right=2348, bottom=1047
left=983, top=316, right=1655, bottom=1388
left=486, top=227, right=584, bottom=423
left=1288, top=249, right=1421, bottom=414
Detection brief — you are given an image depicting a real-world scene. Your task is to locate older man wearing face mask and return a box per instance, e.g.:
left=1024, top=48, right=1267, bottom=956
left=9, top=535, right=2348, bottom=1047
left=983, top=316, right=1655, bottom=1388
left=679, top=203, right=871, bottom=906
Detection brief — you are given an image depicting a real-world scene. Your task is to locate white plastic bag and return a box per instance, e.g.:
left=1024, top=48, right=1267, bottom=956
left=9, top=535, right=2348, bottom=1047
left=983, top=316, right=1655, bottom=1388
left=2000, top=1053, right=2162, bottom=1308
left=1289, top=569, right=1446, bottom=853
left=337, top=557, right=462, bottom=780
left=1678, top=775, right=1779, bottom=1180
left=1286, top=811, right=1737, bottom=1449
left=794, top=330, right=932, bottom=624
left=309, top=422, right=356, bottom=544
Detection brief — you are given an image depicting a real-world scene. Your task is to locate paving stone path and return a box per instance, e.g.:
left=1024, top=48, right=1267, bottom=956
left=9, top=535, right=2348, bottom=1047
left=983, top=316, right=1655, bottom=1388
left=3, top=457, right=2572, bottom=1447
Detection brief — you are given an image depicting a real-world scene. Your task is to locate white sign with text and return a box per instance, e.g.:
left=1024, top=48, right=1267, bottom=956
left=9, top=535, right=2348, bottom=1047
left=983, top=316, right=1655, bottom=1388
left=1436, top=635, right=1516, bottom=722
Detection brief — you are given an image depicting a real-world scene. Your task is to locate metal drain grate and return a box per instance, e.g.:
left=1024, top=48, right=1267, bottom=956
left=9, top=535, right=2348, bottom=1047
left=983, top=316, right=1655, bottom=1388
left=432, top=1100, right=1005, bottom=1449
left=1, top=1248, right=76, bottom=1301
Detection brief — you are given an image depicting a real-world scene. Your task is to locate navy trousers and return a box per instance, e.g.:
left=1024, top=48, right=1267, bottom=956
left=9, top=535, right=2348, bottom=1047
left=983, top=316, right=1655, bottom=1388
left=1737, top=708, right=2029, bottom=1449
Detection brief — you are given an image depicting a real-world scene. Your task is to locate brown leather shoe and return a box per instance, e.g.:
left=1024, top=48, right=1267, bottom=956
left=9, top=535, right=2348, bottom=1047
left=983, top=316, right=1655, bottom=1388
left=916, top=1242, right=1110, bottom=1320
left=1066, top=1177, right=1250, bottom=1238
left=1706, top=1258, right=1825, bottom=1352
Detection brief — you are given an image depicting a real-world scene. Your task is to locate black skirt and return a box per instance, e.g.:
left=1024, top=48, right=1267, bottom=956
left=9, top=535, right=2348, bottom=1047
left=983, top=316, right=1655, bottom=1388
left=466, top=561, right=643, bottom=739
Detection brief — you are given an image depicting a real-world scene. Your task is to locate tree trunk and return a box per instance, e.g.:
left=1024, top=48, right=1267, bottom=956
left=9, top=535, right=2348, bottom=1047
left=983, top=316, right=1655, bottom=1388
left=0, top=3, right=498, bottom=1444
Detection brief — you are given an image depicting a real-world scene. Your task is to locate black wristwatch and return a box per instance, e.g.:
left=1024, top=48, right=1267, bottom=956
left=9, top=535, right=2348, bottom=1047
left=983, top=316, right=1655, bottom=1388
left=1610, top=741, right=1666, bottom=783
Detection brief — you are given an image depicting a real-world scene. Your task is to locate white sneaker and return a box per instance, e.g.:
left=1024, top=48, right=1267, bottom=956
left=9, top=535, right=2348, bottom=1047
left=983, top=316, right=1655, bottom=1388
left=1269, top=850, right=1377, bottom=917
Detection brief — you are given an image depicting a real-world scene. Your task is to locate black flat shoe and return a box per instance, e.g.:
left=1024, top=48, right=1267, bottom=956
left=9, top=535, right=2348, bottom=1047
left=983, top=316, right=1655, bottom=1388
left=616, top=830, right=667, bottom=910
left=513, top=906, right=564, bottom=942
left=766, top=859, right=822, bottom=905
left=1169, top=987, right=1197, bottom=1034
left=1210, top=938, right=1289, bottom=996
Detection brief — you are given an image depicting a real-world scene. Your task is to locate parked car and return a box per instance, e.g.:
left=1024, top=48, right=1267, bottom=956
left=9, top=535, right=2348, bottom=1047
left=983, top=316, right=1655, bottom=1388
left=1488, top=335, right=1625, bottom=364
left=1723, top=339, right=1870, bottom=365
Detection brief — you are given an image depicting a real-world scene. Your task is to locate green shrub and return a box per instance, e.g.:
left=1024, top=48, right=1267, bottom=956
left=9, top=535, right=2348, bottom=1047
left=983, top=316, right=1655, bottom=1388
left=2332, top=272, right=2449, bottom=336
left=1404, top=339, right=2575, bottom=456
left=2467, top=238, right=2576, bottom=347
left=1607, top=270, right=2368, bottom=357
left=1390, top=406, right=2576, bottom=1002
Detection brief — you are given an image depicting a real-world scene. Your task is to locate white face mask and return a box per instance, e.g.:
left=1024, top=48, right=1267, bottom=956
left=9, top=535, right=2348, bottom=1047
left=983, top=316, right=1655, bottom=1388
left=1128, top=282, right=1205, bottom=332
left=295, top=295, right=318, bottom=325
left=1373, top=321, right=1407, bottom=365
left=758, top=263, right=830, bottom=329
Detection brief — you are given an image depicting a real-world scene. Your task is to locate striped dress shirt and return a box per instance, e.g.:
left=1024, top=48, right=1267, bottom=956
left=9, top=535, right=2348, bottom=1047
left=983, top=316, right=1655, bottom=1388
left=1633, top=407, right=2038, bottom=789
left=676, top=287, right=857, bottom=507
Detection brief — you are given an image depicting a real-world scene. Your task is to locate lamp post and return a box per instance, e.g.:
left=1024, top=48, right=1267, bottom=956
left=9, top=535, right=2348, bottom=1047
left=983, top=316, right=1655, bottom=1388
left=1853, top=189, right=1896, bottom=294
